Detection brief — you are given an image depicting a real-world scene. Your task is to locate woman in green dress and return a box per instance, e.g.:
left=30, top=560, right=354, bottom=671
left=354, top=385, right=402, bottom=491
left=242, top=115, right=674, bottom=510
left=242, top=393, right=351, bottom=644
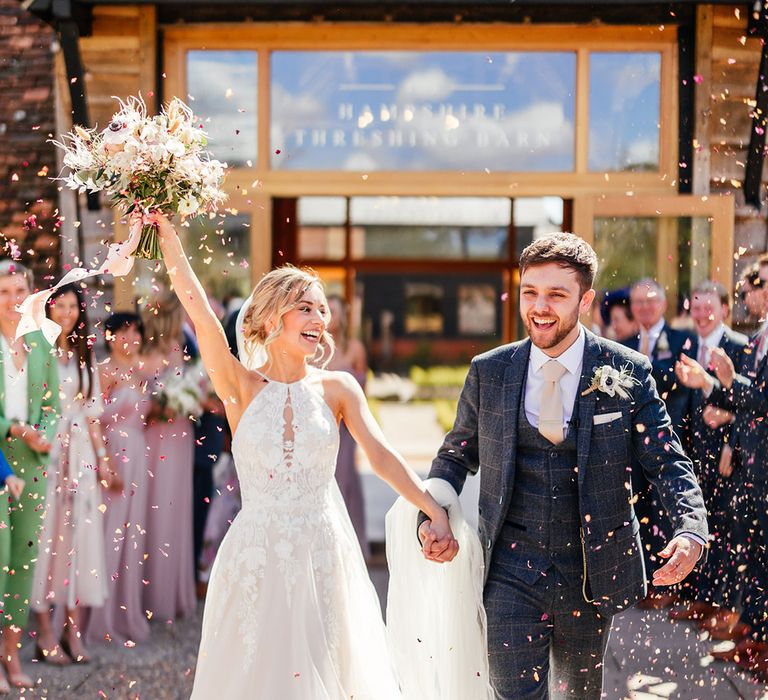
left=0, top=260, right=60, bottom=690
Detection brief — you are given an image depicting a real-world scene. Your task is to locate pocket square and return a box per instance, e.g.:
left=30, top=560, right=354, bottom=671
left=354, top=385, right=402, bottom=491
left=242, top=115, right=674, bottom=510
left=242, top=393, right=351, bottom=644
left=593, top=411, right=622, bottom=425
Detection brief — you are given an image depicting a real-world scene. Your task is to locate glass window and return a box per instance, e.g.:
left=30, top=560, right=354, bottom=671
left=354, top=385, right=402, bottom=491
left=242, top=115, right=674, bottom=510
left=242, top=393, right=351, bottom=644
left=513, top=197, right=564, bottom=258
left=271, top=51, right=576, bottom=171
left=185, top=214, right=253, bottom=301
left=588, top=52, right=661, bottom=172
left=357, top=271, right=502, bottom=370
left=349, top=197, right=510, bottom=260
left=405, top=282, right=444, bottom=334
left=458, top=284, right=497, bottom=335
left=297, top=197, right=347, bottom=260
left=593, top=216, right=711, bottom=313
left=187, top=51, right=258, bottom=167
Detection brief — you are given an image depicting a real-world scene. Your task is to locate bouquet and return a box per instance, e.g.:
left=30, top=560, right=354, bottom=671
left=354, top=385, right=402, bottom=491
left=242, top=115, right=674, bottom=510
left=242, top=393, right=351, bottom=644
left=16, top=96, right=226, bottom=345
left=157, top=366, right=206, bottom=420
left=53, top=95, right=227, bottom=260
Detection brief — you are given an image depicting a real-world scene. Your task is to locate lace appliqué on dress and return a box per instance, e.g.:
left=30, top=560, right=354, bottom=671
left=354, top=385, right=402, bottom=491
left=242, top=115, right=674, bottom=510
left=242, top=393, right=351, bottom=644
left=225, top=379, right=341, bottom=665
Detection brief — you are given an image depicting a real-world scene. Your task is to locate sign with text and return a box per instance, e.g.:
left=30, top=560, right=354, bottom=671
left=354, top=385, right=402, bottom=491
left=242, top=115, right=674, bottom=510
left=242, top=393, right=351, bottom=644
left=271, top=51, right=576, bottom=172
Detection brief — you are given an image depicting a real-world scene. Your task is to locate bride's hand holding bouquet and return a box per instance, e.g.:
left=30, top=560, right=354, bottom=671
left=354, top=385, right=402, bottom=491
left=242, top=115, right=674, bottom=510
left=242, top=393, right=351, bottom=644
left=57, top=95, right=227, bottom=260
left=16, top=95, right=227, bottom=345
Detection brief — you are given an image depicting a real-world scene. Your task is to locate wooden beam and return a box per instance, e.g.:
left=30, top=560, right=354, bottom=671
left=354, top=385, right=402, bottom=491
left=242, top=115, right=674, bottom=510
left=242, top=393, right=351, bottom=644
left=693, top=4, right=713, bottom=196
left=161, top=22, right=677, bottom=50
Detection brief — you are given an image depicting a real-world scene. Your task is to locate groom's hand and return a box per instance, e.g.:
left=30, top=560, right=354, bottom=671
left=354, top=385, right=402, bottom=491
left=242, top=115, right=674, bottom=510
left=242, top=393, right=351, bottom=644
left=652, top=536, right=702, bottom=587
left=418, top=520, right=459, bottom=563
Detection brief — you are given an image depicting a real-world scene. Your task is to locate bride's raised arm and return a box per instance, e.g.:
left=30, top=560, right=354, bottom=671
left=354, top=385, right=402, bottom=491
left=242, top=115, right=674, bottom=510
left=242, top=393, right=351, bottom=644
left=151, top=212, right=250, bottom=413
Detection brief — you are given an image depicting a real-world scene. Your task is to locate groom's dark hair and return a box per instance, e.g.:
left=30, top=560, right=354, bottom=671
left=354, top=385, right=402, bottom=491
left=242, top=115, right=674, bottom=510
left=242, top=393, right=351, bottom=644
left=519, top=233, right=598, bottom=296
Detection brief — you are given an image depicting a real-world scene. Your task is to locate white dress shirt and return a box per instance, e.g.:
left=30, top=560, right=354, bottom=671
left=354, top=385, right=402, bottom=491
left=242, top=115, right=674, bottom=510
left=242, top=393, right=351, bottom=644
left=697, top=323, right=726, bottom=366
left=639, top=317, right=666, bottom=357
left=1, top=335, right=28, bottom=423
left=525, top=325, right=585, bottom=436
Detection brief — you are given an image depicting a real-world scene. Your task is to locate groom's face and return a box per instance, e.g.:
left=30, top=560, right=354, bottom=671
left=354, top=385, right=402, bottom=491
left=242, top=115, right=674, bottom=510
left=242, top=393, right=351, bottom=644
left=520, top=262, right=595, bottom=355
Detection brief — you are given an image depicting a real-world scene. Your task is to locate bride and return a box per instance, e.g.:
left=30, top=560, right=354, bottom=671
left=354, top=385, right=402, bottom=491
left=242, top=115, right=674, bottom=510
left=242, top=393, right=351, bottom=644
left=150, top=213, right=459, bottom=698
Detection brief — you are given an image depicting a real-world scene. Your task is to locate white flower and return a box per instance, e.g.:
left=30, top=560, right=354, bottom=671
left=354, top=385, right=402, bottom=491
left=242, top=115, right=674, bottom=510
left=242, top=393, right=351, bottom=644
left=102, top=120, right=132, bottom=146
left=178, top=194, right=200, bottom=215
left=583, top=364, right=638, bottom=399
left=165, top=139, right=185, bottom=158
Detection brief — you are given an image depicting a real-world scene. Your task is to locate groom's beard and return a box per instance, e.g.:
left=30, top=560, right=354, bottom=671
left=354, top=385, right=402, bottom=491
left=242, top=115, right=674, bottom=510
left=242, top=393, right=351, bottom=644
left=523, top=305, right=580, bottom=351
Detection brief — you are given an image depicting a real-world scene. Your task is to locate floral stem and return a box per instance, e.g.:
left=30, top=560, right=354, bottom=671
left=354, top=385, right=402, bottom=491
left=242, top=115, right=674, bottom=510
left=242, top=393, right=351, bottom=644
left=134, top=222, right=163, bottom=260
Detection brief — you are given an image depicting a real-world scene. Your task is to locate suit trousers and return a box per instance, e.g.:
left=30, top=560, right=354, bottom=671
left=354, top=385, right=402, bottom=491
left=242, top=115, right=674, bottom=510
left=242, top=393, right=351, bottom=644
left=484, top=555, right=611, bottom=700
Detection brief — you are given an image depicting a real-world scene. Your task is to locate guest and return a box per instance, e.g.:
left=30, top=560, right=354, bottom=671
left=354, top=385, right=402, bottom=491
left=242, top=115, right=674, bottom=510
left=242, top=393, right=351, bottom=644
left=600, top=288, right=638, bottom=342
left=0, top=260, right=60, bottom=689
left=140, top=292, right=196, bottom=620
left=668, top=281, right=747, bottom=623
left=326, top=295, right=370, bottom=559
left=87, top=313, right=150, bottom=646
left=31, top=285, right=112, bottom=665
left=676, top=286, right=768, bottom=680
left=625, top=278, right=697, bottom=608
left=737, top=265, right=765, bottom=328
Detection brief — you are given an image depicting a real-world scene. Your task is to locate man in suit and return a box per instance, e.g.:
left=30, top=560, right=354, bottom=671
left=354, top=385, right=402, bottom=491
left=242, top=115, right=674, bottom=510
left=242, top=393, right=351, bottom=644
left=419, top=234, right=708, bottom=699
left=623, top=279, right=697, bottom=606
left=678, top=279, right=768, bottom=679
left=669, top=281, right=747, bottom=622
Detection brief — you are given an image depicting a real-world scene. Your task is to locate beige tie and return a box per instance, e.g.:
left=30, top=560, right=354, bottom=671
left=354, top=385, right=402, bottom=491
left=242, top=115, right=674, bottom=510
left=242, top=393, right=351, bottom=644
left=539, top=359, right=567, bottom=445
left=697, top=341, right=708, bottom=367
left=639, top=332, right=650, bottom=358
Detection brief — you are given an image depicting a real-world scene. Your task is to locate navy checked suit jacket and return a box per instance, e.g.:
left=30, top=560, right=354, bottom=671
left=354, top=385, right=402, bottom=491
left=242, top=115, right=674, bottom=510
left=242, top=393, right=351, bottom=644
left=428, top=328, right=708, bottom=616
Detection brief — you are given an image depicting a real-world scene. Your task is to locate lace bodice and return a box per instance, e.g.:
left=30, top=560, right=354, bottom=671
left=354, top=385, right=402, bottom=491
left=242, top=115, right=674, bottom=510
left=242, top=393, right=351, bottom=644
left=231, top=375, right=340, bottom=512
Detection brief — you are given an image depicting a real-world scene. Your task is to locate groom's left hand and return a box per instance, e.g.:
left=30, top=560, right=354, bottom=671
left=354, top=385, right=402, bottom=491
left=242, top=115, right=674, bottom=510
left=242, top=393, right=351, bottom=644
left=652, top=536, right=702, bottom=587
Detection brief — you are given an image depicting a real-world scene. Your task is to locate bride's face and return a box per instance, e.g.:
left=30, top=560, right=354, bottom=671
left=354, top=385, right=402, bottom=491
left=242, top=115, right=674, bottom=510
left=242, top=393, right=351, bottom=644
left=271, top=284, right=329, bottom=359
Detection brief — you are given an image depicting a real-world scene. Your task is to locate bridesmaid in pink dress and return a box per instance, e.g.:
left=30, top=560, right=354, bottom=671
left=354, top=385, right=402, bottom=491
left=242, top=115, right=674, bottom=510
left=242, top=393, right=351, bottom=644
left=140, top=292, right=196, bottom=621
left=87, top=313, right=151, bottom=645
left=326, top=295, right=370, bottom=560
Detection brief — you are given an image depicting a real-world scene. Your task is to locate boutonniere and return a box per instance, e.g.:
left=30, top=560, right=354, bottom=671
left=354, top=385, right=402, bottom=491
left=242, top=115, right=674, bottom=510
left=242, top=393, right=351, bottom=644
left=582, top=364, right=639, bottom=399
left=656, top=331, right=670, bottom=354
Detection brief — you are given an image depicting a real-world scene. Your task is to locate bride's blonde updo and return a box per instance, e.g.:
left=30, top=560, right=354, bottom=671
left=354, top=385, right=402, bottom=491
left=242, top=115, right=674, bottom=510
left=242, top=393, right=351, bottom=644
left=241, top=265, right=335, bottom=368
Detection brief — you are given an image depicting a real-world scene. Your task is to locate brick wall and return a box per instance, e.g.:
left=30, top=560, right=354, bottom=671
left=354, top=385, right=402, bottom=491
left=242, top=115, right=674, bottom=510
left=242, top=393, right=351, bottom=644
left=0, top=0, right=60, bottom=284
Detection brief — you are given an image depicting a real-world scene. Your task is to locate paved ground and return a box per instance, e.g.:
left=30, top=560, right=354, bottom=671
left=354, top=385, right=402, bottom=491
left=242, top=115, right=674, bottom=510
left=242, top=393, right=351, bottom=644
left=14, top=584, right=768, bottom=699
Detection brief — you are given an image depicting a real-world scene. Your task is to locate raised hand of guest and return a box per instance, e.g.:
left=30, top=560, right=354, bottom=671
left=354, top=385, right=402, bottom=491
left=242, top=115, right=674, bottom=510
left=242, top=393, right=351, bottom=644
left=708, top=347, right=735, bottom=389
left=675, top=354, right=714, bottom=392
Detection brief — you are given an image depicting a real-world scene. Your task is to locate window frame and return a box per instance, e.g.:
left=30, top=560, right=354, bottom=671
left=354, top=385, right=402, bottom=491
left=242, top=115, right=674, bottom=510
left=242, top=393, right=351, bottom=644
left=164, top=23, right=679, bottom=196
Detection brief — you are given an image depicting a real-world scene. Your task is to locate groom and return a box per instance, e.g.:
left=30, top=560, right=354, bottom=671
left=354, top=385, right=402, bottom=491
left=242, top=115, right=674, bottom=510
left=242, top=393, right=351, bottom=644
left=419, top=233, right=708, bottom=699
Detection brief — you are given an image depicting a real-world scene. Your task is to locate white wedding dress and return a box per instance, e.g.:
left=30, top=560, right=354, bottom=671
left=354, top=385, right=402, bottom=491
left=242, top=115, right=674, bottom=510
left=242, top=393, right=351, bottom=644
left=190, top=373, right=401, bottom=699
